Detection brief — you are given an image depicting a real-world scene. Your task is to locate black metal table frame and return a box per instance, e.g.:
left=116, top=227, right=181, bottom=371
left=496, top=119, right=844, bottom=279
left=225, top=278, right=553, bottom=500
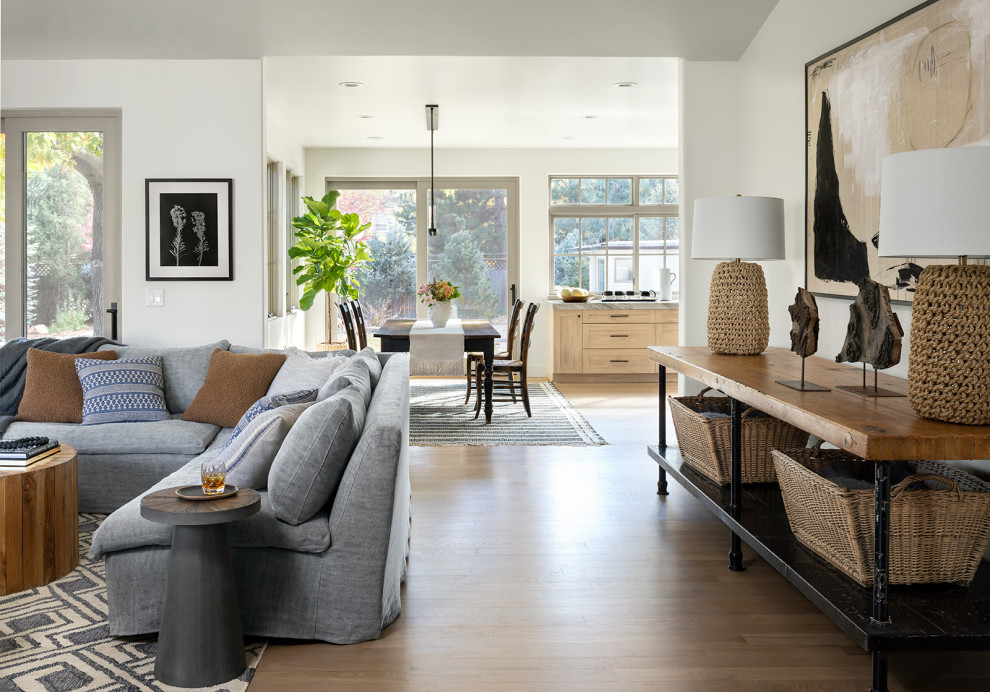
left=654, top=363, right=896, bottom=692
left=378, top=333, right=496, bottom=424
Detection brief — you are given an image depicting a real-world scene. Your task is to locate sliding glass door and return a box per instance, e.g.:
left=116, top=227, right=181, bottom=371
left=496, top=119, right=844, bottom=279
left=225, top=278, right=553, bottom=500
left=2, top=112, right=121, bottom=340
left=329, top=178, right=519, bottom=346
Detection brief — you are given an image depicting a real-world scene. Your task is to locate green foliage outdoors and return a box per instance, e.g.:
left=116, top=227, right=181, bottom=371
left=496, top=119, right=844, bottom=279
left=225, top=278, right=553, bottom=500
left=355, top=227, right=416, bottom=326
left=434, top=230, right=498, bottom=318
left=24, top=132, right=103, bottom=332
left=50, top=296, right=91, bottom=333
left=289, top=190, right=372, bottom=310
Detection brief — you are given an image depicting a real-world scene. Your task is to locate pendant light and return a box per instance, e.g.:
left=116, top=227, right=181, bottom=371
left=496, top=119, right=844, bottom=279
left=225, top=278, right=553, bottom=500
left=426, top=104, right=439, bottom=236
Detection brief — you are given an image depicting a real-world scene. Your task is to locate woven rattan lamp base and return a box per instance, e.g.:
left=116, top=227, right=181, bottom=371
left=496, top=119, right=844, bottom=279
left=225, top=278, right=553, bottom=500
left=707, top=260, right=770, bottom=355
left=908, top=264, right=990, bottom=425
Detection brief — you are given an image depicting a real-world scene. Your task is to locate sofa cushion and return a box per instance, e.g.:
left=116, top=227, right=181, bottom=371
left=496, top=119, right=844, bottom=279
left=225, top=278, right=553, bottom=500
left=16, top=349, right=118, bottom=423
left=100, top=340, right=231, bottom=413
left=222, top=402, right=313, bottom=489
left=353, top=346, right=383, bottom=388
left=76, top=356, right=170, bottom=425
left=267, top=348, right=349, bottom=395
left=228, top=389, right=318, bottom=442
left=182, top=349, right=286, bottom=428
left=268, top=383, right=368, bottom=525
left=91, top=458, right=332, bottom=558
left=3, top=415, right=220, bottom=455
left=317, top=356, right=372, bottom=402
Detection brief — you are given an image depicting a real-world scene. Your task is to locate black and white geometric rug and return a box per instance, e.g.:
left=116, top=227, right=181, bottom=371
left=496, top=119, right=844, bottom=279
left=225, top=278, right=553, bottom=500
left=409, top=381, right=607, bottom=446
left=0, top=514, right=266, bottom=692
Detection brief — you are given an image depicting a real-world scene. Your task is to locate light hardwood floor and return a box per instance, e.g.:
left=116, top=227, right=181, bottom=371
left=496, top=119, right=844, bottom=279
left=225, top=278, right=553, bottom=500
left=250, top=380, right=990, bottom=691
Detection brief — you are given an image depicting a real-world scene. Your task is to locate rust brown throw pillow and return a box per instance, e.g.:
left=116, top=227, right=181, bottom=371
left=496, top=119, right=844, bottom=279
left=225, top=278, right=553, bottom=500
left=16, top=348, right=118, bottom=423
left=181, top=349, right=287, bottom=428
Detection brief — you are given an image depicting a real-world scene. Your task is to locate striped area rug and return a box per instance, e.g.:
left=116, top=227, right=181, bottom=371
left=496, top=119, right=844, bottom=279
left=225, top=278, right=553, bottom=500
left=0, top=514, right=266, bottom=692
left=410, top=381, right=607, bottom=446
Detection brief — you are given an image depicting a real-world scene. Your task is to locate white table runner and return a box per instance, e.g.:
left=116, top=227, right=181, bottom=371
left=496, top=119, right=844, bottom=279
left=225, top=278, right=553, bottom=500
left=409, top=319, right=465, bottom=376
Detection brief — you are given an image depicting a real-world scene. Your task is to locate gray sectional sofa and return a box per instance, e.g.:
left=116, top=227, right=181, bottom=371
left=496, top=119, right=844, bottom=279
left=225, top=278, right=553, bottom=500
left=1, top=342, right=411, bottom=644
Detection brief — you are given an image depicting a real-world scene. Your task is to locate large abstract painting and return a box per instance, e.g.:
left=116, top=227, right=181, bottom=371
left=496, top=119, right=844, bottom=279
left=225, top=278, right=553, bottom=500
left=806, top=0, right=990, bottom=302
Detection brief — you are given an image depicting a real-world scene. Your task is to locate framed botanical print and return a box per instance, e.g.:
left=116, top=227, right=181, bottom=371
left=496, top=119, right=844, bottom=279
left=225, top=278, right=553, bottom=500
left=805, top=0, right=989, bottom=302
left=146, top=178, right=233, bottom=280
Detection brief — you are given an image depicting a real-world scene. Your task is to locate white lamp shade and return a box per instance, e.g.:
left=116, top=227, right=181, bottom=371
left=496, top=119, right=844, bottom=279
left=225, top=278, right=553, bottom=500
left=878, top=146, right=990, bottom=258
left=691, top=196, right=785, bottom=260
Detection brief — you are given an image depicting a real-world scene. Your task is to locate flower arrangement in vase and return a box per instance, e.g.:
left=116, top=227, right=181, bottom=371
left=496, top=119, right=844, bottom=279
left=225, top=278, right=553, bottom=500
left=418, top=279, right=461, bottom=328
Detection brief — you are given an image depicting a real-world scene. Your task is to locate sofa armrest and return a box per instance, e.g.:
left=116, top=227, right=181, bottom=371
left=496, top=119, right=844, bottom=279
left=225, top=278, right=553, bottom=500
left=319, top=354, right=410, bottom=642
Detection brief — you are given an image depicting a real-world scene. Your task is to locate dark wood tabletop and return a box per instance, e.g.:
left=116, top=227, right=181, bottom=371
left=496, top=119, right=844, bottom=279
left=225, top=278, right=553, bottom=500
left=373, top=318, right=501, bottom=340
left=140, top=487, right=261, bottom=526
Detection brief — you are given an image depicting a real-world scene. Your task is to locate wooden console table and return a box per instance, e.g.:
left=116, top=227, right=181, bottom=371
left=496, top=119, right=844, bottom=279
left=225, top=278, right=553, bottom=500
left=646, top=347, right=990, bottom=692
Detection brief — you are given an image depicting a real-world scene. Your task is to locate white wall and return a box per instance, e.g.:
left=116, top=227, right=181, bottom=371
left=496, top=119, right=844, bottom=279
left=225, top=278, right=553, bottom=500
left=734, top=0, right=923, bottom=378
left=1, top=60, right=265, bottom=347
left=679, top=0, right=923, bottom=380
left=304, top=147, right=679, bottom=375
left=678, top=60, right=741, bottom=358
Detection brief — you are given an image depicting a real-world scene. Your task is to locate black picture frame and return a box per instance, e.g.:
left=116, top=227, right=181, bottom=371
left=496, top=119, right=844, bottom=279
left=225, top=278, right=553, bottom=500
left=804, top=0, right=988, bottom=304
left=146, top=178, right=233, bottom=281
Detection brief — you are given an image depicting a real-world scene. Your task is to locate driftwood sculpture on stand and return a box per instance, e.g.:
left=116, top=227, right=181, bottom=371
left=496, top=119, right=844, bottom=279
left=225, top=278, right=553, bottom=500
left=835, top=277, right=905, bottom=397
left=789, top=287, right=820, bottom=357
left=777, top=288, right=829, bottom=392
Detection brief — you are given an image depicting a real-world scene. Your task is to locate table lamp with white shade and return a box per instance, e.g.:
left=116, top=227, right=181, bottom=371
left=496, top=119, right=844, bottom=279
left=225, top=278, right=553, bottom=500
left=692, top=196, right=786, bottom=355
left=878, top=146, right=990, bottom=425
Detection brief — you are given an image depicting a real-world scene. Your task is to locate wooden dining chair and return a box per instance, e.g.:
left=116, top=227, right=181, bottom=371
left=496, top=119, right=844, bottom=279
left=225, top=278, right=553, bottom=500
left=337, top=301, right=358, bottom=351
left=465, top=299, right=525, bottom=404
left=349, top=299, right=368, bottom=350
left=474, top=302, right=541, bottom=418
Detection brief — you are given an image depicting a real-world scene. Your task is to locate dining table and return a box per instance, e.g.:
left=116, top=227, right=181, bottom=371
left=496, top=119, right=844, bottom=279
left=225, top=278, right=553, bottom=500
left=374, top=318, right=501, bottom=423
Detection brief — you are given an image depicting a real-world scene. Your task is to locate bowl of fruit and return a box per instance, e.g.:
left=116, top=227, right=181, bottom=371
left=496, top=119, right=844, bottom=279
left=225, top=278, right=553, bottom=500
left=558, top=287, right=592, bottom=303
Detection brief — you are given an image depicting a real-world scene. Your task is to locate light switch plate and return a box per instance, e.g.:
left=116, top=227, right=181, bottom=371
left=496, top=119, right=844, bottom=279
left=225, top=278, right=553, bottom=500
left=146, top=288, right=164, bottom=307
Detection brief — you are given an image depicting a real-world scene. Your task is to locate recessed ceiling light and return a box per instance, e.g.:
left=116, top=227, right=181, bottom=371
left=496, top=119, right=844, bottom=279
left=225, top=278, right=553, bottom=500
left=367, top=136, right=385, bottom=140
left=612, top=81, right=638, bottom=88
left=338, top=81, right=363, bottom=88
left=357, top=114, right=374, bottom=119
left=563, top=136, right=577, bottom=140
left=584, top=115, right=598, bottom=119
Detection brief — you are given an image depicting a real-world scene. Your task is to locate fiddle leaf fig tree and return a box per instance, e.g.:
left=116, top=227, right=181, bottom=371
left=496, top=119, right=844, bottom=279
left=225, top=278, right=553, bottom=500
left=289, top=190, right=372, bottom=312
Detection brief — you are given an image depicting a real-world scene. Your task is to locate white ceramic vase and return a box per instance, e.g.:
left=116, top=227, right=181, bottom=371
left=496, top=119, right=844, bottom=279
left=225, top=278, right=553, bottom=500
left=428, top=301, right=452, bottom=328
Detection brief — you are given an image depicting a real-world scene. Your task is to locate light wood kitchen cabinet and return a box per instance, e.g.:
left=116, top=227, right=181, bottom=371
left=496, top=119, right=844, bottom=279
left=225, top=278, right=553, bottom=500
left=551, top=305, right=678, bottom=382
left=552, top=310, right=585, bottom=374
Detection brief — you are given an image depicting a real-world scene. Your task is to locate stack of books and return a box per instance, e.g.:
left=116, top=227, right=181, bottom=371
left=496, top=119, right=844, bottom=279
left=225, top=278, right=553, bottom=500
left=0, top=437, right=61, bottom=467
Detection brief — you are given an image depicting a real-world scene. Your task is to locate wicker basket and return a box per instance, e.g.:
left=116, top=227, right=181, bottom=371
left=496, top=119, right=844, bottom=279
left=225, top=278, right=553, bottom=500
left=668, top=388, right=810, bottom=485
left=773, top=446, right=990, bottom=587
left=315, top=341, right=350, bottom=352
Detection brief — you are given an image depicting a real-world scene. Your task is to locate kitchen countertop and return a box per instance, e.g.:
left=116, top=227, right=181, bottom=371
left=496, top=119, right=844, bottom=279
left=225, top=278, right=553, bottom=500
left=549, top=299, right=678, bottom=310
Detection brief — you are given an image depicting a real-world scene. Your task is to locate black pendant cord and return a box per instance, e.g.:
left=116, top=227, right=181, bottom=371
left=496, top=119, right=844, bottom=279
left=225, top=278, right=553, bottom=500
left=429, top=107, right=437, bottom=236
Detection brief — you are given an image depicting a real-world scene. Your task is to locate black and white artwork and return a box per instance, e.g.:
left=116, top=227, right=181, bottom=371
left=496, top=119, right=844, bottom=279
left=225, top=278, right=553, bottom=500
left=146, top=179, right=233, bottom=280
left=805, top=0, right=990, bottom=302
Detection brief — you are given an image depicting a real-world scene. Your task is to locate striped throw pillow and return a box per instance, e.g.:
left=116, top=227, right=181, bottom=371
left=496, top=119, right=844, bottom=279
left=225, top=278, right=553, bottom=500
left=225, top=389, right=318, bottom=444
left=75, top=356, right=170, bottom=425
left=220, top=402, right=314, bottom=489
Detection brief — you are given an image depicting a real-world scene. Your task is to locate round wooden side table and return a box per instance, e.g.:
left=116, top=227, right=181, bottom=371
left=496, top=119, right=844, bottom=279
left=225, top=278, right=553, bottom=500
left=140, top=486, right=261, bottom=688
left=0, top=444, right=79, bottom=595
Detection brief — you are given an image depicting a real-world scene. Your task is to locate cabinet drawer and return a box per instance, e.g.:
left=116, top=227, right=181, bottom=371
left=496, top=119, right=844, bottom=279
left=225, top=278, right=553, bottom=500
left=583, top=324, right=652, bottom=349
left=655, top=309, right=678, bottom=324
left=583, top=349, right=654, bottom=374
left=583, top=310, right=653, bottom=324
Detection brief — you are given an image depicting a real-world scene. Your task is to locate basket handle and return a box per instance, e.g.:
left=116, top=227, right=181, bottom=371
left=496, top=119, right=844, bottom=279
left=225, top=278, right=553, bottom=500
left=891, top=473, right=963, bottom=502
left=808, top=440, right=825, bottom=459
left=695, top=386, right=714, bottom=402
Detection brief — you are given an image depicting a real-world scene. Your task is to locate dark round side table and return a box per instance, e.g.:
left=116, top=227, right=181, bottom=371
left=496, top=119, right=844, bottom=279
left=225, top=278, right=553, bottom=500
left=141, top=486, right=261, bottom=688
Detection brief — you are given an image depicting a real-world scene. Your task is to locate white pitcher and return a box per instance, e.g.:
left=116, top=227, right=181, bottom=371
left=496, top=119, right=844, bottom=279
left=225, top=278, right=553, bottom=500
left=658, top=267, right=677, bottom=301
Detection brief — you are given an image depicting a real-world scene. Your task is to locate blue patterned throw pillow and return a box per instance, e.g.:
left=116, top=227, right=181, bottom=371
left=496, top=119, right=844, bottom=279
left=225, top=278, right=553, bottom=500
left=225, top=389, right=318, bottom=445
left=75, top=356, right=170, bottom=425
